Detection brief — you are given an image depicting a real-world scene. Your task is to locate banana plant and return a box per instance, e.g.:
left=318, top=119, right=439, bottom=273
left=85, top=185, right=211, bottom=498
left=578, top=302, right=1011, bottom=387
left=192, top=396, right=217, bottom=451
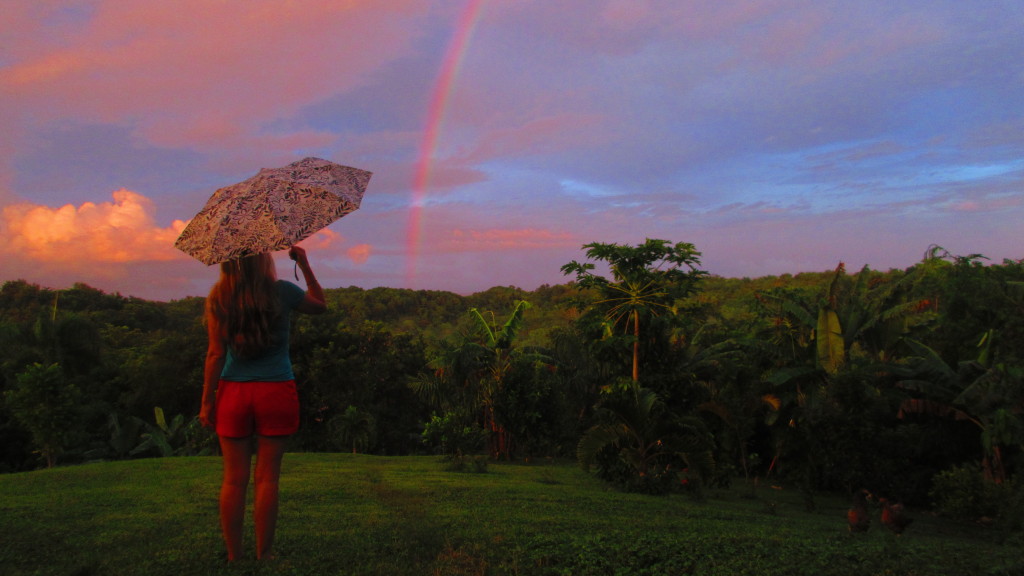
left=896, top=335, right=1024, bottom=483
left=467, top=300, right=534, bottom=458
left=107, top=412, right=145, bottom=459
left=413, top=301, right=537, bottom=459
left=760, top=262, right=933, bottom=374
left=131, top=407, right=187, bottom=457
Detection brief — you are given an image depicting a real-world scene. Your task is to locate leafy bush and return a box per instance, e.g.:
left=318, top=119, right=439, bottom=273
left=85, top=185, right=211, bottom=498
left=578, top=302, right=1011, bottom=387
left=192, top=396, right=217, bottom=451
left=3, top=363, right=83, bottom=467
left=930, top=463, right=1022, bottom=531
left=421, top=412, right=491, bottom=472
left=586, top=443, right=682, bottom=495
left=578, top=383, right=714, bottom=495
left=421, top=412, right=487, bottom=457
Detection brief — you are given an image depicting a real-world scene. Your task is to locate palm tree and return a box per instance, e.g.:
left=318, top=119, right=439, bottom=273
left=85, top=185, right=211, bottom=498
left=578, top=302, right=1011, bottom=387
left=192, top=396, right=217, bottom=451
left=331, top=405, right=375, bottom=454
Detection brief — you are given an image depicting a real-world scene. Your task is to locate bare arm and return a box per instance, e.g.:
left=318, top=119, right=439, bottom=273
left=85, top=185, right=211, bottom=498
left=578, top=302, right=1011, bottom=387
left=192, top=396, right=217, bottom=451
left=199, top=312, right=227, bottom=430
left=289, top=245, right=327, bottom=315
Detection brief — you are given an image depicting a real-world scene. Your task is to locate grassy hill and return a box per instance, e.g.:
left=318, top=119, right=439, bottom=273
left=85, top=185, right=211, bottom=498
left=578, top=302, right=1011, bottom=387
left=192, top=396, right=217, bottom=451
left=1, top=454, right=1020, bottom=576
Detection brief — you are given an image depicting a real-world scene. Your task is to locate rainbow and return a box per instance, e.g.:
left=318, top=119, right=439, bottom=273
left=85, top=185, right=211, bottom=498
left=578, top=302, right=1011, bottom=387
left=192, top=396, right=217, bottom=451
left=405, top=0, right=486, bottom=288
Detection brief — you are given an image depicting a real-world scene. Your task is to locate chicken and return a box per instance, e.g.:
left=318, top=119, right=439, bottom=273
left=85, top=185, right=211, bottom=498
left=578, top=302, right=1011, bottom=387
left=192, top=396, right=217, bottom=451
left=879, top=498, right=913, bottom=535
left=847, top=489, right=871, bottom=533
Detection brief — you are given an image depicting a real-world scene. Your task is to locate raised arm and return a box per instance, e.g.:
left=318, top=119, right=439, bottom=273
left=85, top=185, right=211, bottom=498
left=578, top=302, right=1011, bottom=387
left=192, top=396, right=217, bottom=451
left=289, top=245, right=327, bottom=314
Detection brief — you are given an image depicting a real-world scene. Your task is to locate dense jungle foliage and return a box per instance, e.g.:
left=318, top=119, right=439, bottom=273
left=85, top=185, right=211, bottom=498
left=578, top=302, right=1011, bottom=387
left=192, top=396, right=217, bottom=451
left=1, top=241, right=1022, bottom=529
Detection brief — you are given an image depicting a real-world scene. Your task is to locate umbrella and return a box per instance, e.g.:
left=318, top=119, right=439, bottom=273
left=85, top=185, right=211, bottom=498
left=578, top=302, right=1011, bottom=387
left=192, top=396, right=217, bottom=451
left=174, top=157, right=371, bottom=265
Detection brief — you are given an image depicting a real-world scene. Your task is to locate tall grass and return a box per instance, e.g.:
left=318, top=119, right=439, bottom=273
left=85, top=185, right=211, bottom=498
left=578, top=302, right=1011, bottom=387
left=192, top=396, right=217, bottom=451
left=0, top=454, right=1020, bottom=575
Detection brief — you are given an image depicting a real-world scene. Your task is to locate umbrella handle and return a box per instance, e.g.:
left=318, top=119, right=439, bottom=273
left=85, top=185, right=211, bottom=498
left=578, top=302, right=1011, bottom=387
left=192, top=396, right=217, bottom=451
left=294, top=260, right=300, bottom=281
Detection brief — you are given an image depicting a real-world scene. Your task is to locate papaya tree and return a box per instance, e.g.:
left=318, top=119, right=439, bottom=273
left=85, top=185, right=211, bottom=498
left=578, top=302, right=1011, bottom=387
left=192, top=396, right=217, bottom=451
left=561, top=239, right=706, bottom=383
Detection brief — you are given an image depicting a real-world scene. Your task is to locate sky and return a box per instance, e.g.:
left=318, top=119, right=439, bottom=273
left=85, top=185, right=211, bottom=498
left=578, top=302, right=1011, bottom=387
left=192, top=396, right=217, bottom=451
left=1, top=1, right=1022, bottom=302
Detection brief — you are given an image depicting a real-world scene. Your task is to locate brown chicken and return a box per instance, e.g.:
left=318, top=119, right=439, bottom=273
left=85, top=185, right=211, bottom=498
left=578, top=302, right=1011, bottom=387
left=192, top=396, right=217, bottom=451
left=879, top=498, right=913, bottom=535
left=847, top=489, right=871, bottom=533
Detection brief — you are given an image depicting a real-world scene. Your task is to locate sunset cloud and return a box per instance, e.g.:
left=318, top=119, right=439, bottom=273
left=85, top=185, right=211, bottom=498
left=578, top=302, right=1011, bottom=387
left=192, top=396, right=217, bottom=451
left=299, top=229, right=343, bottom=251
left=1, top=190, right=185, bottom=265
left=0, top=186, right=373, bottom=300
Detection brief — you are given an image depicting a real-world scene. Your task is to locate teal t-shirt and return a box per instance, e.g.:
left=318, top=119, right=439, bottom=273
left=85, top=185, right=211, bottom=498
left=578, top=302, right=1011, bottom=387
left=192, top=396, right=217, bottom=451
left=220, top=280, right=306, bottom=382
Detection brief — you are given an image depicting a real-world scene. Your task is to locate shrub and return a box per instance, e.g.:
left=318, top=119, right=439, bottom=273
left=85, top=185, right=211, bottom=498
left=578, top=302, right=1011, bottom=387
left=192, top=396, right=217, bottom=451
left=4, top=363, right=83, bottom=467
left=929, top=463, right=1017, bottom=526
left=421, top=412, right=487, bottom=457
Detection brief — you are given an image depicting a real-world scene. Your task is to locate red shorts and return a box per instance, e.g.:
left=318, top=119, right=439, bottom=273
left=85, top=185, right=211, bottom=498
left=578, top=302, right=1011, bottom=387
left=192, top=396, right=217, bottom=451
left=215, top=380, right=299, bottom=438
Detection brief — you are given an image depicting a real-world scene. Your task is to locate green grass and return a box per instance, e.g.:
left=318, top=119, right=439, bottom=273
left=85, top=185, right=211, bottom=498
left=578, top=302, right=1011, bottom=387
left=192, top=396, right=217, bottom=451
left=1, top=455, right=1021, bottom=576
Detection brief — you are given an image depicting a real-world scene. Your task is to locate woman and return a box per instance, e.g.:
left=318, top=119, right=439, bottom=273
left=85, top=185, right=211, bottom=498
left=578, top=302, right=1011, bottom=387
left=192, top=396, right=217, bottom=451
left=199, top=245, right=326, bottom=562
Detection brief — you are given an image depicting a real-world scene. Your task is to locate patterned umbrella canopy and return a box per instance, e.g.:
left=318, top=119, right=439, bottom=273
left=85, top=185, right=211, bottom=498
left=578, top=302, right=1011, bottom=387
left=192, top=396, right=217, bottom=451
left=175, top=157, right=371, bottom=265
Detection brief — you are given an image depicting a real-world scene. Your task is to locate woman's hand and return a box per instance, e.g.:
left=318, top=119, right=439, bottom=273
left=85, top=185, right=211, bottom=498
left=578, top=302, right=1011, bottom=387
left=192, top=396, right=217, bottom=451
left=199, top=398, right=216, bottom=430
left=288, top=245, right=308, bottom=265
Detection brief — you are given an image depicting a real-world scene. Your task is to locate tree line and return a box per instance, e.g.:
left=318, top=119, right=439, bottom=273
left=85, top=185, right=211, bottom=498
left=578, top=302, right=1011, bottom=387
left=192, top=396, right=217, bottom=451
left=1, top=240, right=1022, bottom=528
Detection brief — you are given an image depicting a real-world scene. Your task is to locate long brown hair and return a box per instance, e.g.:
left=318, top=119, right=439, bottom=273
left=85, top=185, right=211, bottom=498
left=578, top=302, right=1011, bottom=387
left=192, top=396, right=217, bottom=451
left=206, top=253, right=280, bottom=358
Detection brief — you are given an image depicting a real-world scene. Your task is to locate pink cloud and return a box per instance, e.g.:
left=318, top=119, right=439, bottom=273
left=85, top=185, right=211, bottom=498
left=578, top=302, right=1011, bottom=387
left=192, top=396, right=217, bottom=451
left=1, top=189, right=186, bottom=265
left=299, top=229, right=343, bottom=251
left=417, top=159, right=490, bottom=193
left=946, top=193, right=1024, bottom=214
left=442, top=228, right=577, bottom=252
left=347, top=243, right=372, bottom=264
left=950, top=200, right=981, bottom=212
left=466, top=112, right=609, bottom=163
left=489, top=0, right=792, bottom=55
left=2, top=1, right=432, bottom=153
left=743, top=3, right=949, bottom=74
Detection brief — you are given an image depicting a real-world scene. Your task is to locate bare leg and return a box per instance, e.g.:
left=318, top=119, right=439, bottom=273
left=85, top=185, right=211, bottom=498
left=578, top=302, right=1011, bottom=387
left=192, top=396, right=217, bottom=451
left=219, top=436, right=254, bottom=562
left=254, top=435, right=288, bottom=560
